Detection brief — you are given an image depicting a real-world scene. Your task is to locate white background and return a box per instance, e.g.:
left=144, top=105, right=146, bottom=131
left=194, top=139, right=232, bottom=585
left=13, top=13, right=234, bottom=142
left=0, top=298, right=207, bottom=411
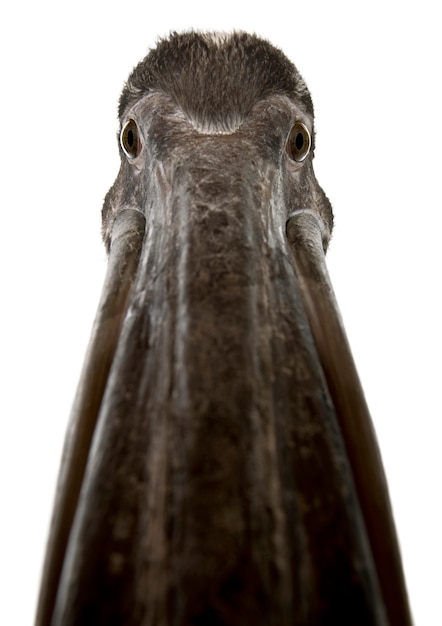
left=0, top=1, right=440, bottom=624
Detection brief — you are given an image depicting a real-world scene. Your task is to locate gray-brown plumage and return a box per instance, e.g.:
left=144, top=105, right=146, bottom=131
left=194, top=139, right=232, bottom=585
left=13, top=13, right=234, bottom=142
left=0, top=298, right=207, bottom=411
left=36, top=32, right=411, bottom=626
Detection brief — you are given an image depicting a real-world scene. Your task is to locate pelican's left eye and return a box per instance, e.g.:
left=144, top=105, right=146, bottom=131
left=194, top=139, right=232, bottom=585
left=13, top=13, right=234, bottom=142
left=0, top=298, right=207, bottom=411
left=120, top=119, right=142, bottom=159
left=286, top=122, right=311, bottom=163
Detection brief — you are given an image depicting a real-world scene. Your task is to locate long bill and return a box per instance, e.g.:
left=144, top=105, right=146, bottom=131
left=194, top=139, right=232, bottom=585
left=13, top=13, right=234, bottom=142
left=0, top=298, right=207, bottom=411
left=36, top=152, right=411, bottom=625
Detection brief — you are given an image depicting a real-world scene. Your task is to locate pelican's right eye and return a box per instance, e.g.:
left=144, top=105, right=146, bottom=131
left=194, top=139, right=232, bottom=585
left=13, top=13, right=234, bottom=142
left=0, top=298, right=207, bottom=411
left=286, top=121, right=311, bottom=163
left=120, top=119, right=142, bottom=159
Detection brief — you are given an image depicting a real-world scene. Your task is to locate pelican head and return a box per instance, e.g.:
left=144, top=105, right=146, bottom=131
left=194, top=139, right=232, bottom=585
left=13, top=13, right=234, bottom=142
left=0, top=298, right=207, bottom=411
left=36, top=32, right=411, bottom=626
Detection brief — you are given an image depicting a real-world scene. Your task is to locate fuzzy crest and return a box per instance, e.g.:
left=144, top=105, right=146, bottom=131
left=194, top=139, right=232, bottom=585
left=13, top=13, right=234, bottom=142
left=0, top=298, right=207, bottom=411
left=119, top=31, right=313, bottom=133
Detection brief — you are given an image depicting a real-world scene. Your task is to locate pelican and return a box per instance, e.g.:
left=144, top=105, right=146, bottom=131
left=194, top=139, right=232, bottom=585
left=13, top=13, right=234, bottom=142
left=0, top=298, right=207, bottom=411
left=35, top=31, right=411, bottom=625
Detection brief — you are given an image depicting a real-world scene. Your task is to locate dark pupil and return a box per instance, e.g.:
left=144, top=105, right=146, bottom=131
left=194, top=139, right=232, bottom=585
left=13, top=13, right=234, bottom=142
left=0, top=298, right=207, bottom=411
left=295, top=132, right=304, bottom=151
left=127, top=129, right=135, bottom=148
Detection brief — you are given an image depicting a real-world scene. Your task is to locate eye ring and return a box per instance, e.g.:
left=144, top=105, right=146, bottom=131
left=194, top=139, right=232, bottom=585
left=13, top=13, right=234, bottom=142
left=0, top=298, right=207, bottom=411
left=286, top=121, right=311, bottom=163
left=120, top=119, right=142, bottom=159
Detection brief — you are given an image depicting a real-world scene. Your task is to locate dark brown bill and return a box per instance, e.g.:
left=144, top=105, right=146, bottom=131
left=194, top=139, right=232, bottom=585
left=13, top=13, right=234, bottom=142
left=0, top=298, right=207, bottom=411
left=37, top=153, right=410, bottom=625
